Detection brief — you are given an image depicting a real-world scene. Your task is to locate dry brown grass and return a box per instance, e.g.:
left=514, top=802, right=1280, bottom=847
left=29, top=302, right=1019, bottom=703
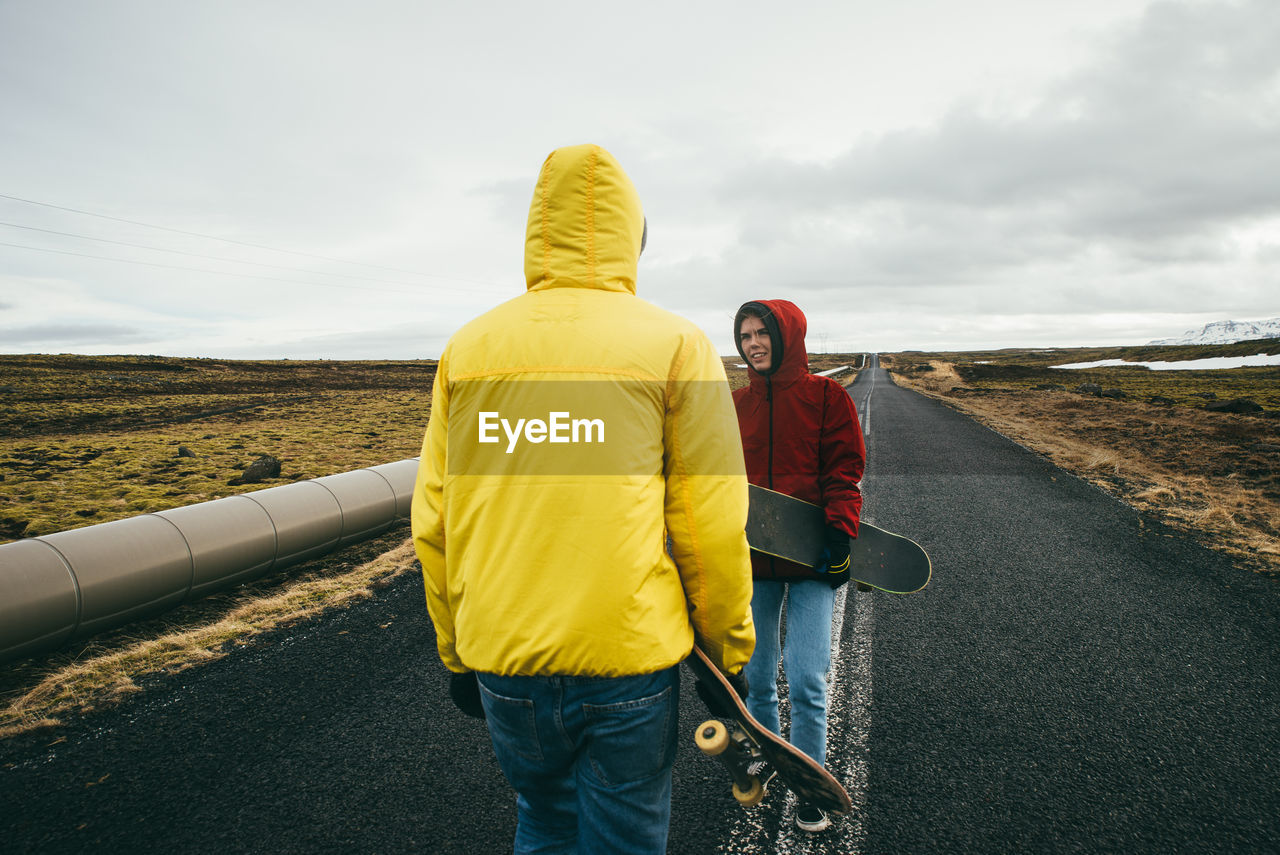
left=887, top=360, right=964, bottom=395
left=885, top=356, right=1280, bottom=576
left=0, top=539, right=419, bottom=738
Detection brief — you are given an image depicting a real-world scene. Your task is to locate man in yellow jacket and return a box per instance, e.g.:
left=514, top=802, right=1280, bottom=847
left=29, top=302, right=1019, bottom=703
left=412, top=143, right=755, bottom=854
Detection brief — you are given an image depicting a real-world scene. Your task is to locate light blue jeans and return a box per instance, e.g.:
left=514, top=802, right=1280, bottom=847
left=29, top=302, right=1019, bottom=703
left=476, top=667, right=680, bottom=855
left=743, top=579, right=836, bottom=767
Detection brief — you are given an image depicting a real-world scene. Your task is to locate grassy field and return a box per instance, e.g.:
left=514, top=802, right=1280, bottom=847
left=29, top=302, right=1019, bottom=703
left=882, top=342, right=1280, bottom=578
left=889, top=339, right=1280, bottom=409
left=0, top=354, right=437, bottom=541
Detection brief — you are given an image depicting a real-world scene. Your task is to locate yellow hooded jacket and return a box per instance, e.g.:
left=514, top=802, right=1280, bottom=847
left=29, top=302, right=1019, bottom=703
left=412, top=144, right=755, bottom=677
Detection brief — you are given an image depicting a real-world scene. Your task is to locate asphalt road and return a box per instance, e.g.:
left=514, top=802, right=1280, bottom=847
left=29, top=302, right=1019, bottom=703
left=3, top=359, right=1278, bottom=854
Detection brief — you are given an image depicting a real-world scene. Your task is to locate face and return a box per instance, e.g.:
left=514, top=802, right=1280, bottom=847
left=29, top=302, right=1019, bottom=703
left=739, top=315, right=772, bottom=372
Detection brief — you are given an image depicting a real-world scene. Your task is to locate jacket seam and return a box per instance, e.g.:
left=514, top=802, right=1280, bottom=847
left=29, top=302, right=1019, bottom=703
left=666, top=337, right=708, bottom=620
left=540, top=155, right=552, bottom=284
left=585, top=147, right=597, bottom=286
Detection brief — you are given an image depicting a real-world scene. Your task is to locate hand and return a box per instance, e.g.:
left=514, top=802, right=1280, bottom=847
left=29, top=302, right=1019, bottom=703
left=823, top=524, right=850, bottom=569
left=449, top=671, right=486, bottom=720
left=695, top=669, right=750, bottom=718
left=727, top=669, right=750, bottom=703
left=822, top=525, right=851, bottom=589
left=823, top=562, right=850, bottom=589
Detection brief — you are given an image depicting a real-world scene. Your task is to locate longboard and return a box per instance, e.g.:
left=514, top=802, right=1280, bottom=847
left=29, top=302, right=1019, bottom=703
left=685, top=645, right=852, bottom=814
left=746, top=484, right=931, bottom=594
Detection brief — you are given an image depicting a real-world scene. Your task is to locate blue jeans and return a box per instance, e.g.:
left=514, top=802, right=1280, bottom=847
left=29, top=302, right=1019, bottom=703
left=743, top=579, right=835, bottom=767
left=476, top=668, right=680, bottom=855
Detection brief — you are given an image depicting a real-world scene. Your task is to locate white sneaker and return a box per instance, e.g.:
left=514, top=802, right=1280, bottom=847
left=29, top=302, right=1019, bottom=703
left=795, top=803, right=831, bottom=832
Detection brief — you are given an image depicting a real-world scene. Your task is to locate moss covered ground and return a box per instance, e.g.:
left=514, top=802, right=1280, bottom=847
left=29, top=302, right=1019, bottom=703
left=0, top=355, right=436, bottom=541
left=889, top=340, right=1280, bottom=409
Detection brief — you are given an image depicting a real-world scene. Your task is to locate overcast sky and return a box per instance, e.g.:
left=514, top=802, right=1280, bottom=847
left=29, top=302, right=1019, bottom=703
left=1, top=0, right=1276, bottom=359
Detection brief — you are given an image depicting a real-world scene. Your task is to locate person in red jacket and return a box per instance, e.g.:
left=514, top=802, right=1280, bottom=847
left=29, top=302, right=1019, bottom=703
left=732, top=299, right=866, bottom=833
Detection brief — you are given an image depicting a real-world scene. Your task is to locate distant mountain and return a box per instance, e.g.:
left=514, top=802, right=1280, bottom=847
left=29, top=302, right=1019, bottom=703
left=1148, top=318, right=1280, bottom=346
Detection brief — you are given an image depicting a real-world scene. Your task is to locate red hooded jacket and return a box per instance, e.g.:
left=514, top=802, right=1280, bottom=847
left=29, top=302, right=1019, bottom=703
left=733, top=299, right=866, bottom=580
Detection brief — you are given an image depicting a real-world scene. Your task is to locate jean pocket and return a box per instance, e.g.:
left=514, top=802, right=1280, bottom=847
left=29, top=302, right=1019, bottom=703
left=583, top=686, right=675, bottom=787
left=477, top=682, right=542, bottom=763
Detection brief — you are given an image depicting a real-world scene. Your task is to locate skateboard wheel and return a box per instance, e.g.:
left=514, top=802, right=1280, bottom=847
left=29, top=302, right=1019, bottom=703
left=695, top=719, right=729, bottom=756
left=732, top=776, right=765, bottom=806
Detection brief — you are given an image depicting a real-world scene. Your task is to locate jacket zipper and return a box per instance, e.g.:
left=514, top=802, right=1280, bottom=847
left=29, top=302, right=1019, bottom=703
left=766, top=376, right=777, bottom=579
left=765, top=375, right=774, bottom=487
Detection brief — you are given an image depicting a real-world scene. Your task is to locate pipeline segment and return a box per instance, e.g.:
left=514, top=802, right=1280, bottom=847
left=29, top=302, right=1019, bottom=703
left=0, top=458, right=420, bottom=663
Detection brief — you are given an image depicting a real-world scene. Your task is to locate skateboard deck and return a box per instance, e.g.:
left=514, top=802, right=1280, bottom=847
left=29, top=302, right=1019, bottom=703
left=746, top=484, right=931, bottom=594
left=685, top=645, right=852, bottom=814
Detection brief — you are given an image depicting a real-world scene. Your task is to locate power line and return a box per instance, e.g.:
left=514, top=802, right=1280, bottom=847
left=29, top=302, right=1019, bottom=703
left=0, top=191, right=506, bottom=288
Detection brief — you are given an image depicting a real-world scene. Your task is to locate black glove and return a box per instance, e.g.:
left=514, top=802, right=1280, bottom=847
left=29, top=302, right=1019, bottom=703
left=822, top=525, right=851, bottom=589
left=727, top=669, right=749, bottom=703
left=449, top=671, right=486, bottom=720
left=695, top=669, right=750, bottom=718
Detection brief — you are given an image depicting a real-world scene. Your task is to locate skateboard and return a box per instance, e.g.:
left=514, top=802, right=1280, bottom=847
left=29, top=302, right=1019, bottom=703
left=746, top=484, right=931, bottom=594
left=685, top=645, right=852, bottom=814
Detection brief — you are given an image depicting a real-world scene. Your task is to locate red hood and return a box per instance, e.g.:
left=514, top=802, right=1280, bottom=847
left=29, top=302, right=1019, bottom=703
left=735, top=299, right=809, bottom=390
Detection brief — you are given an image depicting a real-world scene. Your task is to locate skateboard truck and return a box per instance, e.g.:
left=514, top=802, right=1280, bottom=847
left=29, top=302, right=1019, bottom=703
left=694, top=718, right=773, bottom=806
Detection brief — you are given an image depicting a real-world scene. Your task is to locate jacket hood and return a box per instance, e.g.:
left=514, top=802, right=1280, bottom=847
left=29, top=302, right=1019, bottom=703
left=735, top=299, right=809, bottom=387
left=524, top=144, right=645, bottom=295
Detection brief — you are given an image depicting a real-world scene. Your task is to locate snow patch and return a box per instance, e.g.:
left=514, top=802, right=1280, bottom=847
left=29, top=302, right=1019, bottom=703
left=1052, top=354, right=1280, bottom=370
left=1148, top=318, right=1280, bottom=346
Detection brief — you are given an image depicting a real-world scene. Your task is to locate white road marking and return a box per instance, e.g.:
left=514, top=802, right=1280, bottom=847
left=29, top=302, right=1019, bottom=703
left=827, top=586, right=875, bottom=853
left=857, top=354, right=875, bottom=438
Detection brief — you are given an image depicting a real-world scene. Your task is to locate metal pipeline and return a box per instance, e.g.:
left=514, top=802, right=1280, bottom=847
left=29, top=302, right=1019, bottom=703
left=0, top=458, right=420, bottom=663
